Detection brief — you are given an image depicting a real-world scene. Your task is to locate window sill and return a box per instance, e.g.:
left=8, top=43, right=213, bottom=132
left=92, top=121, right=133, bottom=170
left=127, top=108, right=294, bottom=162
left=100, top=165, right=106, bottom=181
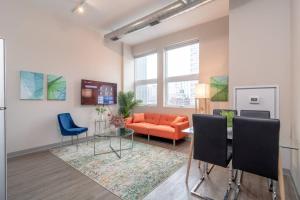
left=163, top=105, right=195, bottom=109
left=136, top=104, right=157, bottom=107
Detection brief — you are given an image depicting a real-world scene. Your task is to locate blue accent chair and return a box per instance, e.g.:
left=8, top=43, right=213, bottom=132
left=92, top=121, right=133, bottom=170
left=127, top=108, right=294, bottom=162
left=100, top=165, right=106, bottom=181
left=57, top=113, right=88, bottom=148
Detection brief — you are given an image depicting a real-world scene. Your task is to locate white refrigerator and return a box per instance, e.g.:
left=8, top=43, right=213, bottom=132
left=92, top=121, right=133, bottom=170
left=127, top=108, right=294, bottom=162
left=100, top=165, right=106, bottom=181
left=0, top=38, right=7, bottom=199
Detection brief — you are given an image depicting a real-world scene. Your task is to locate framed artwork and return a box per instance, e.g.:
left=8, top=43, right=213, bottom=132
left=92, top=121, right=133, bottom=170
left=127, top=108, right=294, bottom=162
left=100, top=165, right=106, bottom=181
left=210, top=76, right=228, bottom=102
left=47, top=74, right=66, bottom=100
left=20, top=71, right=44, bottom=100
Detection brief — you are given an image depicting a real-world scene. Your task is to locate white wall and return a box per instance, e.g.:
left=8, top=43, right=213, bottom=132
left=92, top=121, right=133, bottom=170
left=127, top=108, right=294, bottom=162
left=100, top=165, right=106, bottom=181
left=122, top=43, right=135, bottom=92
left=129, top=17, right=229, bottom=121
left=229, top=0, right=292, bottom=169
left=0, top=0, right=122, bottom=153
left=291, top=0, right=300, bottom=195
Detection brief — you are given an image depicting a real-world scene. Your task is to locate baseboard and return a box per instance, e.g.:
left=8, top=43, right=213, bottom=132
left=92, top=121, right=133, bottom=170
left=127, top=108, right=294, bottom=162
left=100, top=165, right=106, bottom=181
left=7, top=136, right=94, bottom=159
left=283, top=169, right=300, bottom=200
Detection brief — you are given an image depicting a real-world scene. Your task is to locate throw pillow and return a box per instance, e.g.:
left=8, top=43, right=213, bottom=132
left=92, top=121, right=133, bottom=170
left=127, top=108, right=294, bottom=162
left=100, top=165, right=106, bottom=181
left=171, top=116, right=185, bottom=127
left=220, top=110, right=235, bottom=127
left=133, top=113, right=145, bottom=123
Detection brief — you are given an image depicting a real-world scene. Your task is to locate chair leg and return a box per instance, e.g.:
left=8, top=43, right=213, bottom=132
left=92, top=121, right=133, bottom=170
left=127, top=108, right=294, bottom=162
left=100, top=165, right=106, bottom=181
left=268, top=178, right=273, bottom=192
left=191, top=162, right=206, bottom=198
left=272, top=180, right=278, bottom=200
left=224, top=163, right=233, bottom=200
left=173, top=139, right=176, bottom=147
left=76, top=135, right=79, bottom=150
left=234, top=170, right=243, bottom=200
left=86, top=131, right=88, bottom=145
left=61, top=136, right=63, bottom=148
left=148, top=135, right=150, bottom=142
left=191, top=162, right=214, bottom=198
left=72, top=136, right=74, bottom=145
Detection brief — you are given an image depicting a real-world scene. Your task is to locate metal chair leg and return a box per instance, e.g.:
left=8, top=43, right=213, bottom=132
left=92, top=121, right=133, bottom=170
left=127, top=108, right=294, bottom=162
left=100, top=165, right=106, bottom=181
left=61, top=136, right=63, bottom=148
left=191, top=162, right=206, bottom=198
left=224, top=163, right=233, bottom=199
left=234, top=170, right=242, bottom=200
left=191, top=162, right=215, bottom=198
left=268, top=178, right=273, bottom=192
left=148, top=135, right=150, bottom=142
left=86, top=131, right=88, bottom=145
left=76, top=135, right=79, bottom=150
left=173, top=139, right=176, bottom=147
left=272, top=180, right=277, bottom=200
left=72, top=136, right=74, bottom=145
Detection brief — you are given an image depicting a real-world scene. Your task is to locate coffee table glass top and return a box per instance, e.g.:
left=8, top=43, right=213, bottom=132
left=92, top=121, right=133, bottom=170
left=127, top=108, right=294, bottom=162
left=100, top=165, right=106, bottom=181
left=95, top=128, right=134, bottom=137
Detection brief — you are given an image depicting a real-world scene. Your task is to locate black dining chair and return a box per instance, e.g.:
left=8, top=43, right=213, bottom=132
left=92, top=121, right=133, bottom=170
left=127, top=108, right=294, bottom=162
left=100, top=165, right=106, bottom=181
left=239, top=109, right=274, bottom=189
left=192, top=114, right=233, bottom=199
left=232, top=116, right=280, bottom=200
left=240, top=110, right=271, bottom=119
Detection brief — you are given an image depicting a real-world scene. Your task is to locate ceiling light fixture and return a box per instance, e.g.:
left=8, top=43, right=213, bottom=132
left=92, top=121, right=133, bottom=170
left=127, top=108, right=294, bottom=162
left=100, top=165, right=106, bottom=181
left=104, top=0, right=215, bottom=41
left=72, top=0, right=87, bottom=14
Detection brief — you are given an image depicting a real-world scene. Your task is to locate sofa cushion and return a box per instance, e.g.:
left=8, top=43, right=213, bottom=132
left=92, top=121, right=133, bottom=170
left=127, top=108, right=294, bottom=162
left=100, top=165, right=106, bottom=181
left=148, top=125, right=175, bottom=135
left=159, top=114, right=177, bottom=126
left=144, top=113, right=161, bottom=125
left=126, top=122, right=154, bottom=134
left=133, top=113, right=145, bottom=123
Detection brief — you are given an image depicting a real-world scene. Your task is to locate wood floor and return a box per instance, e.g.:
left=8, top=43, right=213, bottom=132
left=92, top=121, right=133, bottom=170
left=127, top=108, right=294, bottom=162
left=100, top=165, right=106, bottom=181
left=8, top=135, right=298, bottom=200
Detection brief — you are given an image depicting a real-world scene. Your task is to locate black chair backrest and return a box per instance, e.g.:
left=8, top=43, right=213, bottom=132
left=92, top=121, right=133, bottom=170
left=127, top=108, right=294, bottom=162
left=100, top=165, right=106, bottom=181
left=193, top=114, right=229, bottom=167
left=213, top=109, right=238, bottom=116
left=232, top=117, right=280, bottom=180
left=240, top=110, right=271, bottom=119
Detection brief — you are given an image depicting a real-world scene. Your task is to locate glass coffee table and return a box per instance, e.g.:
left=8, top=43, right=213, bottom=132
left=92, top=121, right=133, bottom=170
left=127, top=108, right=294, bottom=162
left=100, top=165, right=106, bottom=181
left=93, top=128, right=134, bottom=158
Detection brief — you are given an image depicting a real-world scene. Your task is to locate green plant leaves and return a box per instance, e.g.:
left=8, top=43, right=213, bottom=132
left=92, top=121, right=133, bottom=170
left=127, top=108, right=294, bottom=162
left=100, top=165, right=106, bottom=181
left=118, top=91, right=141, bottom=118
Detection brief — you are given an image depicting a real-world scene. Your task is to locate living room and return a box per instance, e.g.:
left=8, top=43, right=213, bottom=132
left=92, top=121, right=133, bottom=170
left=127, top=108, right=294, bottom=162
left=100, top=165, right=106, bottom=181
left=0, top=0, right=300, bottom=200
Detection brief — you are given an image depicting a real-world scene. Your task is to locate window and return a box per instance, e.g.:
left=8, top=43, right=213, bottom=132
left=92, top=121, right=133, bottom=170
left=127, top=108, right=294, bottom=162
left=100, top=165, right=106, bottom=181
left=134, top=53, right=157, bottom=105
left=165, top=42, right=199, bottom=107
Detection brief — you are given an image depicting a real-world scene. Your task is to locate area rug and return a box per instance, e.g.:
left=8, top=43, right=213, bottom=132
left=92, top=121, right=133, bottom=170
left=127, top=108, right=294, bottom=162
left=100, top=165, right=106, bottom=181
left=50, top=138, right=187, bottom=200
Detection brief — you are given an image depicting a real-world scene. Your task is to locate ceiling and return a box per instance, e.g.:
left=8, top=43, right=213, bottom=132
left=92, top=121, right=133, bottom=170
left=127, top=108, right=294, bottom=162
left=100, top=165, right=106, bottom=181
left=32, top=0, right=228, bottom=45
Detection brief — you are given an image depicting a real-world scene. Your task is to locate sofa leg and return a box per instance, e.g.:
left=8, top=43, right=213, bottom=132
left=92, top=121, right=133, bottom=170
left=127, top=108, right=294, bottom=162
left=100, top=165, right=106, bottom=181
left=148, top=135, right=150, bottom=142
left=173, top=139, right=176, bottom=147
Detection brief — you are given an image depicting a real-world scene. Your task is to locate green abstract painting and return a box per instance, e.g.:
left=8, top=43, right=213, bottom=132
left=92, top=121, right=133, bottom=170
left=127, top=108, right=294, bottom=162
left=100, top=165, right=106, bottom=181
left=20, top=71, right=44, bottom=100
left=210, top=76, right=228, bottom=102
left=47, top=74, right=66, bottom=100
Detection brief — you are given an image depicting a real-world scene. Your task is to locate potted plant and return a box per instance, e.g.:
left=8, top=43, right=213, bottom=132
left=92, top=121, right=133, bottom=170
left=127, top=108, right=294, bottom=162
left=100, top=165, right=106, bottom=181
left=96, top=106, right=107, bottom=121
left=118, top=91, right=142, bottom=118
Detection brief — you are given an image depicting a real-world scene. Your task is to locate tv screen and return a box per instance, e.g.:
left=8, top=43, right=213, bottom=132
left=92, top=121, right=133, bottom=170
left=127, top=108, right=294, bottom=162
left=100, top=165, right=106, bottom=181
left=81, top=79, right=117, bottom=105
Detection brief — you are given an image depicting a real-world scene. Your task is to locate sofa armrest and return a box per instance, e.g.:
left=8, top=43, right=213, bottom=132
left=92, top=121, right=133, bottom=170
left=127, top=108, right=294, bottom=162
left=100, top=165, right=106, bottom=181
left=172, top=121, right=190, bottom=133
left=125, top=117, right=133, bottom=125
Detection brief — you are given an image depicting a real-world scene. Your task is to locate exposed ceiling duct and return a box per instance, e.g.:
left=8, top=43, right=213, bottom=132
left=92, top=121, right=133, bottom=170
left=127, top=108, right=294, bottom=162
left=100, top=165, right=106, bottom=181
left=104, top=0, right=214, bottom=41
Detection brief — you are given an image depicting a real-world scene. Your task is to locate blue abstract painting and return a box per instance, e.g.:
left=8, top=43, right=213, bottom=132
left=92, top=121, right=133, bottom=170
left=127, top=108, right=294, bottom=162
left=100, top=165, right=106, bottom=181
left=20, top=71, right=44, bottom=100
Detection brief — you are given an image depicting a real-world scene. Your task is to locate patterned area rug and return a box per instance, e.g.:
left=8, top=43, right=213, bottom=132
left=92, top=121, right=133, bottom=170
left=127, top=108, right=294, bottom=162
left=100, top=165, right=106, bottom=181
left=50, top=138, right=187, bottom=200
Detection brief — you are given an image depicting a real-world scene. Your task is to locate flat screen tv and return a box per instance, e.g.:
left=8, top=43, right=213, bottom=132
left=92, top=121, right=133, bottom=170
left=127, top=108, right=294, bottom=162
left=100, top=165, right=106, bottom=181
left=81, top=79, right=117, bottom=105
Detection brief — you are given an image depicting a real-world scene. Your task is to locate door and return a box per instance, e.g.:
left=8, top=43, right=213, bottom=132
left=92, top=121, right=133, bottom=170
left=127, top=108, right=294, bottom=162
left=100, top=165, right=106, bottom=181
left=0, top=38, right=6, bottom=199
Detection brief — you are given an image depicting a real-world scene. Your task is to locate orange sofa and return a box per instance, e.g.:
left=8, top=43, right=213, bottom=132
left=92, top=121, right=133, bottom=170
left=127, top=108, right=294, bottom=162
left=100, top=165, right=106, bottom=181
left=125, top=113, right=189, bottom=146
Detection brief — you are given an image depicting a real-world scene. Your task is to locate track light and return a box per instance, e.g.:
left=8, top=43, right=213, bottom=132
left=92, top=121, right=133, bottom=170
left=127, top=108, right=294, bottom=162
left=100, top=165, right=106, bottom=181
left=77, top=6, right=84, bottom=14
left=72, top=1, right=86, bottom=14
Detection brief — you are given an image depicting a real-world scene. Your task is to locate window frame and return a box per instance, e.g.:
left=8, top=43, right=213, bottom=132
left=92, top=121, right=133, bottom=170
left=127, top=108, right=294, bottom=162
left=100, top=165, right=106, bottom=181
left=164, top=40, right=200, bottom=108
left=134, top=52, right=158, bottom=106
